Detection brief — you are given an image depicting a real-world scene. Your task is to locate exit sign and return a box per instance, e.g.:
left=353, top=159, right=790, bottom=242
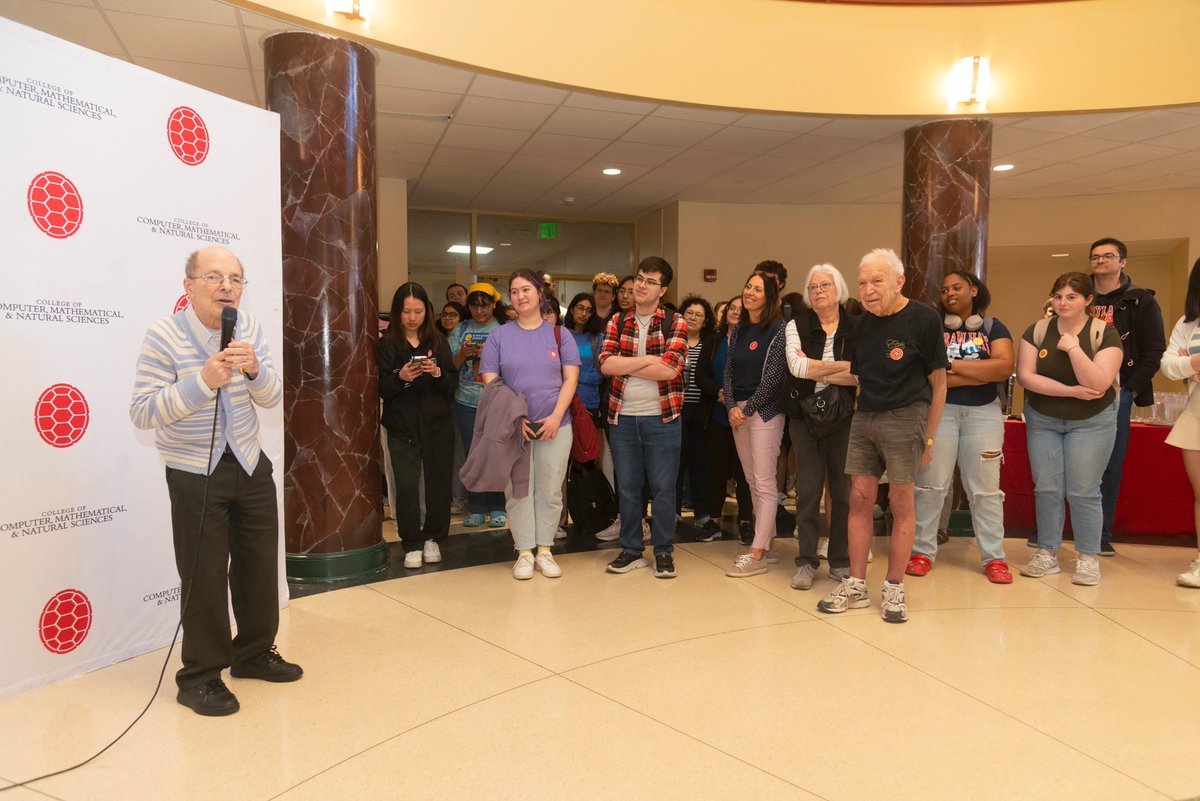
left=538, top=222, right=559, bottom=239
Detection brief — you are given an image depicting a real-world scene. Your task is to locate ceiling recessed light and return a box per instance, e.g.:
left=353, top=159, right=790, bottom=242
left=1051, top=253, right=1070, bottom=258
left=447, top=245, right=493, bottom=255
left=602, top=168, right=622, bottom=176
left=993, top=164, right=1015, bottom=172
left=499, top=242, right=511, bottom=247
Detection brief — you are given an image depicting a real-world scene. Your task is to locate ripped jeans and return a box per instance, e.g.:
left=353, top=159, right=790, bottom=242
left=913, top=400, right=1006, bottom=565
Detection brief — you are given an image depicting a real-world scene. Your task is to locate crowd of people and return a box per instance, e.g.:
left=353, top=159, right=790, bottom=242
left=377, top=240, right=1200, bottom=626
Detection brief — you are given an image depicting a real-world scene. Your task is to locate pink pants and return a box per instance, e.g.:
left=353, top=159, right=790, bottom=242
left=731, top=402, right=784, bottom=551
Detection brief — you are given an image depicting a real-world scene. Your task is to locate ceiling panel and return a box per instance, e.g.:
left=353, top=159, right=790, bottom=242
left=1084, top=111, right=1200, bottom=143
left=769, top=133, right=869, bottom=161
left=520, top=132, right=609, bottom=159
left=562, top=92, right=658, bottom=115
left=592, top=140, right=684, bottom=167
left=440, top=123, right=531, bottom=152
left=621, top=116, right=726, bottom=148
left=1009, top=111, right=1134, bottom=135
left=1006, top=135, right=1122, bottom=163
left=1, top=0, right=124, bottom=53
left=1070, top=142, right=1186, bottom=170
left=733, top=113, right=829, bottom=134
left=810, top=117, right=921, bottom=141
left=694, top=126, right=800, bottom=155
left=376, top=85, right=460, bottom=116
left=451, top=94, right=556, bottom=131
left=468, top=73, right=569, bottom=105
left=378, top=116, right=451, bottom=146
left=105, top=11, right=246, bottom=67
left=540, top=106, right=644, bottom=138
left=374, top=53, right=473, bottom=93
left=427, top=145, right=513, bottom=170
left=650, top=105, right=742, bottom=125
left=99, top=0, right=237, bottom=25
left=500, top=154, right=587, bottom=178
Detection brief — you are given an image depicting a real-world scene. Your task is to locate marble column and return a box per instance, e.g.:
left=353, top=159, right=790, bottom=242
left=265, top=32, right=385, bottom=582
left=901, top=119, right=992, bottom=304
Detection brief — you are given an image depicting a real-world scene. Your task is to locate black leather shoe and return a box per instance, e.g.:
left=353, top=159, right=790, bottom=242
left=231, top=646, right=303, bottom=683
left=177, top=679, right=239, bottom=716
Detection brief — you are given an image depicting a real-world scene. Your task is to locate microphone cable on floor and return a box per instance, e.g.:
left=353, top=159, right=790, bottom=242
left=0, top=389, right=226, bottom=794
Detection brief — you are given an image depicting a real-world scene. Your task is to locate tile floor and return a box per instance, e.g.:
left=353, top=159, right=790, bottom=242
left=2, top=536, right=1199, bottom=801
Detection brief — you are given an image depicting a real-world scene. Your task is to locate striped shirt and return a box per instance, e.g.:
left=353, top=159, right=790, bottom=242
left=682, top=340, right=703, bottom=405
left=130, top=306, right=281, bottom=475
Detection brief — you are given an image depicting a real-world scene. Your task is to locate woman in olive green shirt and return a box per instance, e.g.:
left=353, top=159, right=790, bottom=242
left=1016, top=272, right=1122, bottom=587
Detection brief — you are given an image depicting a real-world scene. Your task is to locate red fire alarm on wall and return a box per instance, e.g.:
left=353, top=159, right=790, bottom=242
left=703, top=268, right=717, bottom=283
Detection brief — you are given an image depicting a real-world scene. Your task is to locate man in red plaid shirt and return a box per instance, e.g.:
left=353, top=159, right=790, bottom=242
left=598, top=256, right=690, bottom=579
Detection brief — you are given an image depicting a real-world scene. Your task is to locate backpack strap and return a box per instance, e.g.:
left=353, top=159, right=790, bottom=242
left=1032, top=317, right=1049, bottom=348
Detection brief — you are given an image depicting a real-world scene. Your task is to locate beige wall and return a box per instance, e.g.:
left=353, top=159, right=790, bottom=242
left=377, top=176, right=408, bottom=310
left=656, top=188, right=1200, bottom=397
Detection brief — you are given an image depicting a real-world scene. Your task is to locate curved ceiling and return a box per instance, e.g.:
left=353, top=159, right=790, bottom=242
left=241, top=0, right=1199, bottom=116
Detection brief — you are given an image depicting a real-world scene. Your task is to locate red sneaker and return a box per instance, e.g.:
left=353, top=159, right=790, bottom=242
left=984, top=560, right=1013, bottom=584
left=905, top=554, right=933, bottom=577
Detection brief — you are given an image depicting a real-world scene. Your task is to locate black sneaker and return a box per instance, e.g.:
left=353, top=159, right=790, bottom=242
left=738, top=521, right=754, bottom=546
left=230, top=646, right=303, bottom=683
left=696, top=520, right=721, bottom=542
left=1099, top=542, right=1117, bottom=557
left=177, top=678, right=239, bottom=716
left=606, top=551, right=648, bottom=573
left=654, top=553, right=676, bottom=578
left=1026, top=533, right=1038, bottom=548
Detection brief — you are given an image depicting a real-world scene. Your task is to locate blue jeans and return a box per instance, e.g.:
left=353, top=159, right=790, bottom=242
left=1099, top=388, right=1134, bottom=546
left=608, top=414, right=681, bottom=555
left=454, top=402, right=506, bottom=515
left=913, top=401, right=1006, bottom=565
left=1024, top=399, right=1118, bottom=555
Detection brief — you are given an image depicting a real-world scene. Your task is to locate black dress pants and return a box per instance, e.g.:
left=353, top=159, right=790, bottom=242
left=387, top=419, right=454, bottom=552
left=789, top=418, right=851, bottom=570
left=166, top=451, right=279, bottom=690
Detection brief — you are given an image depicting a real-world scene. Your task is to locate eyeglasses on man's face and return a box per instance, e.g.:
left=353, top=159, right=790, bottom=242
left=191, top=273, right=248, bottom=288
left=1089, top=252, right=1121, bottom=262
left=633, top=275, right=662, bottom=288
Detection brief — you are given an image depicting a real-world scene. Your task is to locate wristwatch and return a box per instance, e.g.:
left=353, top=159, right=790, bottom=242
left=925, top=438, right=935, bottom=447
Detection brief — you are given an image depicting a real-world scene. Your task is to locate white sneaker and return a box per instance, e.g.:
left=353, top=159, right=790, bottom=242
left=596, top=516, right=621, bottom=542
left=1020, top=549, right=1061, bottom=578
left=449, top=497, right=467, bottom=515
left=422, top=539, right=441, bottom=564
left=817, top=576, right=869, bottom=614
left=513, top=553, right=535, bottom=580
left=535, top=552, right=562, bottom=578
left=1072, top=553, right=1101, bottom=586
left=1178, top=558, right=1200, bottom=588
left=403, top=550, right=422, bottom=569
left=816, top=537, right=829, bottom=560
left=880, top=580, right=908, bottom=623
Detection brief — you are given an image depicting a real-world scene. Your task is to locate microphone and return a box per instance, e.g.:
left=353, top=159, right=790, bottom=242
left=220, top=306, right=237, bottom=351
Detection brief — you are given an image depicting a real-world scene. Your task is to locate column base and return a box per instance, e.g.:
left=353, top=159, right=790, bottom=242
left=286, top=541, right=389, bottom=584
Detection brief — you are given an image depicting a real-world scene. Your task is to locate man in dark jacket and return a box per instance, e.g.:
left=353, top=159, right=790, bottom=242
left=1089, top=237, right=1166, bottom=555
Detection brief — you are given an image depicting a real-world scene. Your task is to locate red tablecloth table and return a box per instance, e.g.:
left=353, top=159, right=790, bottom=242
left=1000, top=419, right=1193, bottom=535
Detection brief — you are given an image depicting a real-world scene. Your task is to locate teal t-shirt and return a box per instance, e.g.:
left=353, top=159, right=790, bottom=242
left=449, top=319, right=500, bottom=408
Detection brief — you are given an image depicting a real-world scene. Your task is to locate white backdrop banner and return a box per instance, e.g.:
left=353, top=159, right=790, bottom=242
left=0, top=18, right=285, bottom=701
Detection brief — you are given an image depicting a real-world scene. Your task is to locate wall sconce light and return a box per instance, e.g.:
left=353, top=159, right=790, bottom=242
left=326, top=0, right=371, bottom=23
left=945, top=56, right=990, bottom=108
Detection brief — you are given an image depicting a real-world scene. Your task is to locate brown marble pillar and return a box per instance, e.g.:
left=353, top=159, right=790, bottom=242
left=265, top=32, right=385, bottom=582
left=901, top=119, right=992, bottom=304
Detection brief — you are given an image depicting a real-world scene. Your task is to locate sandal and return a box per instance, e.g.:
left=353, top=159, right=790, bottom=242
left=463, top=513, right=486, bottom=527
left=984, top=560, right=1013, bottom=584
left=488, top=513, right=507, bottom=528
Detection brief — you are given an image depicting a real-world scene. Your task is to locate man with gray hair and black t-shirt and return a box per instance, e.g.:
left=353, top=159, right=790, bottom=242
left=817, top=248, right=948, bottom=623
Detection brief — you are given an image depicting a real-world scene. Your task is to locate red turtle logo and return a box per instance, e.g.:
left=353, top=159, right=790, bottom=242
left=174, top=294, right=190, bottom=313
left=34, top=383, right=90, bottom=448
left=889, top=347, right=904, bottom=361
left=39, top=589, right=93, bottom=654
left=167, top=106, right=210, bottom=165
left=27, top=171, right=84, bottom=239
left=749, top=341, right=758, bottom=351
